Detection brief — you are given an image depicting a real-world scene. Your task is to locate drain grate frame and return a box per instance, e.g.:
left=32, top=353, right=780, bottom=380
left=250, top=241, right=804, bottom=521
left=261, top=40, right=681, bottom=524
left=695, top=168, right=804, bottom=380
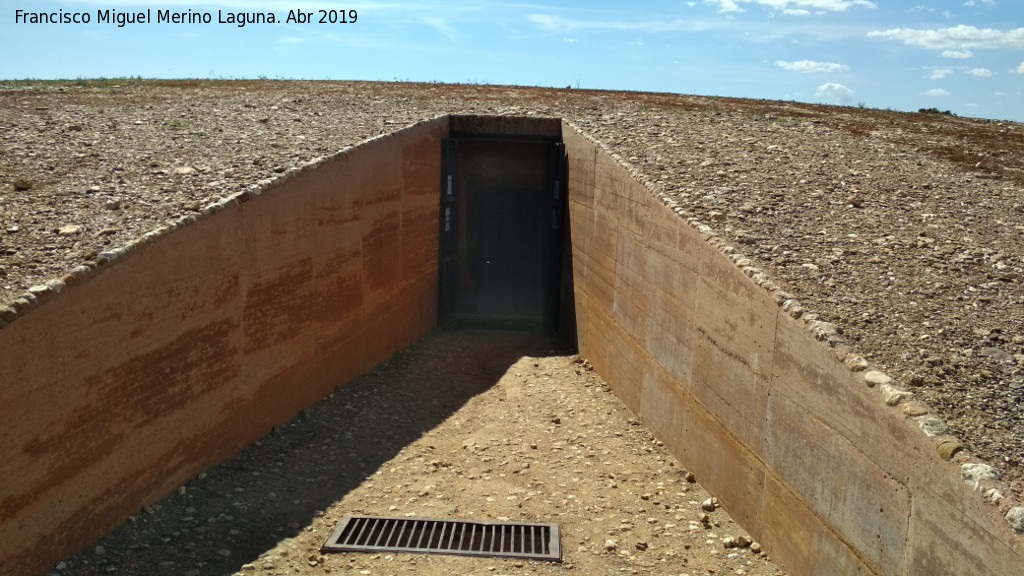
left=322, top=515, right=562, bottom=561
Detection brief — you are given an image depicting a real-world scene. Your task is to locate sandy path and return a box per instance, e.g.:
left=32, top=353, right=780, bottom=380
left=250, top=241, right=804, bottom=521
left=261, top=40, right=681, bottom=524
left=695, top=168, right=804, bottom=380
left=53, top=329, right=785, bottom=576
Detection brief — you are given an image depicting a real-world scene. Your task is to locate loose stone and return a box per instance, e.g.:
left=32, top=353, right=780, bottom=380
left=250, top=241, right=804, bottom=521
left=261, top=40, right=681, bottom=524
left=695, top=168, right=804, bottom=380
left=902, top=402, right=929, bottom=417
left=1006, top=508, right=1024, bottom=533
left=917, top=417, right=951, bottom=437
left=880, top=384, right=911, bottom=406
left=936, top=439, right=963, bottom=461
left=863, top=370, right=893, bottom=387
left=844, top=355, right=869, bottom=372
left=961, top=463, right=1001, bottom=487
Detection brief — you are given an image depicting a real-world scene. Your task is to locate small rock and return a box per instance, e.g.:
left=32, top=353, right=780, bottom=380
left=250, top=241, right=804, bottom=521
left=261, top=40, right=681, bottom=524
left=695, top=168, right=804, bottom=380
left=604, top=539, right=618, bottom=551
left=980, top=347, right=1014, bottom=364
left=1006, top=508, right=1024, bottom=533
left=684, top=471, right=696, bottom=483
left=864, top=370, right=893, bottom=388
left=94, top=545, right=105, bottom=555
left=846, top=195, right=864, bottom=208
left=0, top=306, right=15, bottom=323
left=722, top=536, right=740, bottom=549
left=801, top=263, right=820, bottom=272
left=172, top=166, right=197, bottom=175
left=918, top=417, right=951, bottom=437
left=635, top=541, right=648, bottom=551
left=550, top=416, right=561, bottom=424
left=750, top=541, right=763, bottom=554
left=902, top=402, right=929, bottom=417
left=105, top=198, right=121, bottom=210
left=58, top=225, right=82, bottom=236
left=701, top=498, right=718, bottom=512
left=880, top=384, right=912, bottom=406
left=936, top=439, right=963, bottom=461
left=962, top=463, right=1001, bottom=487
left=28, top=285, right=53, bottom=297
left=13, top=179, right=33, bottom=191
left=844, top=355, right=869, bottom=372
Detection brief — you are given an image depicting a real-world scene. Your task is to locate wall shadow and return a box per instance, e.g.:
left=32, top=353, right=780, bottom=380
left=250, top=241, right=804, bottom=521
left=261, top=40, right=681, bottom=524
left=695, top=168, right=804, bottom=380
left=55, top=329, right=574, bottom=576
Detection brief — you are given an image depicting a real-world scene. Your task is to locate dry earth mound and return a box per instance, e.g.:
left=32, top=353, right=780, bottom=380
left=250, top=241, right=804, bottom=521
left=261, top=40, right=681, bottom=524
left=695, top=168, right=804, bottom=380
left=1, top=79, right=1022, bottom=497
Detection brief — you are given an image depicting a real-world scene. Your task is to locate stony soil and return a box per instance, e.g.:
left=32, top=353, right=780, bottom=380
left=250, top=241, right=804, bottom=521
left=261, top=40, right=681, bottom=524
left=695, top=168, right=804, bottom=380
left=52, top=330, right=784, bottom=576
left=1, top=79, right=1023, bottom=540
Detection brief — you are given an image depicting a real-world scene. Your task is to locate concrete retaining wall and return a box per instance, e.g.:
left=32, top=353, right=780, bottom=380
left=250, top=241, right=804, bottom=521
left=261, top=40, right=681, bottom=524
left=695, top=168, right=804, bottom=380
left=562, top=121, right=1024, bottom=575
left=0, top=118, right=447, bottom=576
left=3, top=114, right=1022, bottom=576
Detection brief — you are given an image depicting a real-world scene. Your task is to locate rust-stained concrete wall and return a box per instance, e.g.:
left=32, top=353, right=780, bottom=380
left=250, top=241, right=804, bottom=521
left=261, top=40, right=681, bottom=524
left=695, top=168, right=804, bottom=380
left=0, top=118, right=447, bottom=576
left=4, top=114, right=1022, bottom=576
left=562, top=121, right=1024, bottom=575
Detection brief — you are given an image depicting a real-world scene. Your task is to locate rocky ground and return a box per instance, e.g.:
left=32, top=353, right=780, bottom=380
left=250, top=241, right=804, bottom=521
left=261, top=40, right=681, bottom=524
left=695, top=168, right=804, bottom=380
left=51, top=330, right=785, bottom=576
left=1, top=78, right=1023, bottom=532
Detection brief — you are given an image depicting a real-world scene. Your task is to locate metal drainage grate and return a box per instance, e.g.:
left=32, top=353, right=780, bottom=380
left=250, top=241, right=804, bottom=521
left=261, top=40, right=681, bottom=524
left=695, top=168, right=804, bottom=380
left=322, top=515, right=562, bottom=561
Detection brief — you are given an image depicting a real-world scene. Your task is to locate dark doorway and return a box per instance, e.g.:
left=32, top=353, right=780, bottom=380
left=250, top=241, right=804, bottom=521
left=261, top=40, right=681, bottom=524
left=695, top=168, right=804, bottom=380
left=438, top=118, right=570, bottom=333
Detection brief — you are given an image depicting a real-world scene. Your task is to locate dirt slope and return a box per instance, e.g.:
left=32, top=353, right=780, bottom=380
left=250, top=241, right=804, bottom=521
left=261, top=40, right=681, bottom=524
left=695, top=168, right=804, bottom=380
left=1, top=79, right=1022, bottom=495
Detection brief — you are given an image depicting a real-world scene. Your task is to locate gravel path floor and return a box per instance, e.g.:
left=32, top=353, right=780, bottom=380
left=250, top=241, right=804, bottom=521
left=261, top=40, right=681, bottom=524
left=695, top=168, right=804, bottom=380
left=51, top=330, right=785, bottom=576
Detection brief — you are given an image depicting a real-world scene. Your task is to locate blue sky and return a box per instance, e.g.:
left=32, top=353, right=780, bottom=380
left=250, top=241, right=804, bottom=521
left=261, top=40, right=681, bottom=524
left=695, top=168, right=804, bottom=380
left=2, top=0, right=1022, bottom=121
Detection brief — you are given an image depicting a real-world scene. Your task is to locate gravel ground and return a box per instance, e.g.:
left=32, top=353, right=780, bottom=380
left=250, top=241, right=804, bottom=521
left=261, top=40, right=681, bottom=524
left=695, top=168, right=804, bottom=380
left=52, top=330, right=785, bottom=576
left=1, top=81, right=1023, bottom=497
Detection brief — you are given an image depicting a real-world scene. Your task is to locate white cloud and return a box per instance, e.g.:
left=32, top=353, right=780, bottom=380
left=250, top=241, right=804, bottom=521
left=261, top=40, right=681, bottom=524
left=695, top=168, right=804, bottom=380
left=923, top=88, right=951, bottom=96
left=942, top=50, right=974, bottom=59
left=967, top=68, right=994, bottom=77
left=527, top=14, right=700, bottom=33
left=1018, top=62, right=1024, bottom=74
left=868, top=25, right=1024, bottom=50
left=706, top=0, right=876, bottom=13
left=814, top=82, right=853, bottom=104
left=423, top=17, right=457, bottom=40
left=777, top=60, right=850, bottom=73
left=783, top=9, right=811, bottom=15
left=930, top=68, right=954, bottom=79
left=963, top=0, right=996, bottom=6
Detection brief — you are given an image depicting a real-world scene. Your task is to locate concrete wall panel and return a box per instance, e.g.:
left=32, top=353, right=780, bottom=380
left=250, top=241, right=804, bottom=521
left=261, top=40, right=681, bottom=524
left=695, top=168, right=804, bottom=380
left=562, top=120, right=1024, bottom=576
left=764, top=393, right=910, bottom=573
left=0, top=118, right=447, bottom=576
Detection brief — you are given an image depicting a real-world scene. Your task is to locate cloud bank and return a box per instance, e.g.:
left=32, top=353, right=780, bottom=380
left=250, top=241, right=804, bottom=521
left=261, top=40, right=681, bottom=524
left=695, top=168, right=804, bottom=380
left=776, top=60, right=850, bottom=73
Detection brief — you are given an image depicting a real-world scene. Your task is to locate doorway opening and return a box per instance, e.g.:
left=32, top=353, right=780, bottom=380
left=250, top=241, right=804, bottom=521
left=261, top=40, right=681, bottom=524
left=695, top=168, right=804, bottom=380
left=437, top=116, right=574, bottom=340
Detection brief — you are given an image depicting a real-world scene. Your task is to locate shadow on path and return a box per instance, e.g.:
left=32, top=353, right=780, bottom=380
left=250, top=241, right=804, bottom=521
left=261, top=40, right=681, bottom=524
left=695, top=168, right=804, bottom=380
left=56, top=329, right=572, bottom=576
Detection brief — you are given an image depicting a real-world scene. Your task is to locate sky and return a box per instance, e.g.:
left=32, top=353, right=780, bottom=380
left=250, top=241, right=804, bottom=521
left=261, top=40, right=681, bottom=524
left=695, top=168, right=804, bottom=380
left=1, top=0, right=1022, bottom=121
